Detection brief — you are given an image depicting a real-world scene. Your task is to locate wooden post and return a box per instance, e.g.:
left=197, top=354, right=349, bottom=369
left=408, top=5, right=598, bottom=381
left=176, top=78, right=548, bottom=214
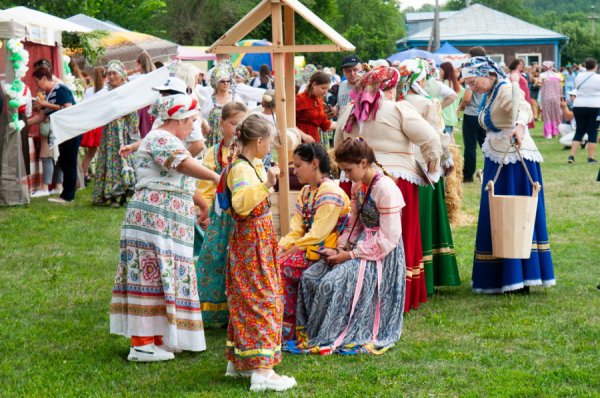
left=284, top=4, right=296, bottom=128
left=271, top=0, right=291, bottom=235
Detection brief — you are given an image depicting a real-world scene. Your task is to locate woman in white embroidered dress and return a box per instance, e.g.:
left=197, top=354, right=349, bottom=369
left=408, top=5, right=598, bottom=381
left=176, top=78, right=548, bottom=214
left=110, top=94, right=220, bottom=362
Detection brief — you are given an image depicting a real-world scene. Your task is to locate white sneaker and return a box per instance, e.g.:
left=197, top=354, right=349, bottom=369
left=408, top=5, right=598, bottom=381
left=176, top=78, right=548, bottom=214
left=127, top=344, right=175, bottom=362
left=30, top=190, right=50, bottom=198
left=250, top=370, right=296, bottom=392
left=48, top=197, right=72, bottom=204
left=48, top=189, right=61, bottom=195
left=225, top=361, right=253, bottom=378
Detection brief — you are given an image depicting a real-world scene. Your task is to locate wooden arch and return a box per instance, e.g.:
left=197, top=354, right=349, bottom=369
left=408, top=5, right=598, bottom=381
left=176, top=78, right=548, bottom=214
left=207, top=0, right=355, bottom=235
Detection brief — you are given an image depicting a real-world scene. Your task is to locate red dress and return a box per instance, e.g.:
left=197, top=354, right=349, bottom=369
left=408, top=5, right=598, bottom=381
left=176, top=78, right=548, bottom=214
left=80, top=127, right=102, bottom=148
left=295, top=91, right=332, bottom=142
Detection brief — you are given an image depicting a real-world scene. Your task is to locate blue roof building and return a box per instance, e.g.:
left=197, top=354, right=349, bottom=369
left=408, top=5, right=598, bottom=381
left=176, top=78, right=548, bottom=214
left=398, top=4, right=568, bottom=66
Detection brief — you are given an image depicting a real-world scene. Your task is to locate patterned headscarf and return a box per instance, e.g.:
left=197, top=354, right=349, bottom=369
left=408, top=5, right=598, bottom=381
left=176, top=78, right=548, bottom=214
left=106, top=60, right=127, bottom=80
left=397, top=58, right=429, bottom=99
left=302, top=64, right=317, bottom=84
left=150, top=94, right=198, bottom=121
left=210, top=61, right=235, bottom=90
left=234, top=65, right=251, bottom=84
left=424, top=58, right=436, bottom=79
left=344, top=66, right=399, bottom=132
left=461, top=56, right=507, bottom=79
left=542, top=60, right=555, bottom=71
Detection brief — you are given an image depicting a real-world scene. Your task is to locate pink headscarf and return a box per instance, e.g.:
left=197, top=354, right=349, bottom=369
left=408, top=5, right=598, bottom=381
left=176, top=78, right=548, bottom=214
left=344, top=66, right=399, bottom=132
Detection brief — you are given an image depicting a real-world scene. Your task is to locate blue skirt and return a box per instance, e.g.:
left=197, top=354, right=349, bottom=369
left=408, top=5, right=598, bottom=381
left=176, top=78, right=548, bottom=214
left=472, top=158, right=555, bottom=293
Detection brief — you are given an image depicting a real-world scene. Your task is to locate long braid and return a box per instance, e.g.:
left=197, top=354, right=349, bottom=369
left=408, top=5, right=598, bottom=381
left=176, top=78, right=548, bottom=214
left=374, top=159, right=397, bottom=182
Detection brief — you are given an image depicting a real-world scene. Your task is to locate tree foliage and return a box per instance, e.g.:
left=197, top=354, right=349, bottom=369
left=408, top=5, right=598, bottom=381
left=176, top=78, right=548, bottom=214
left=0, top=0, right=167, bottom=37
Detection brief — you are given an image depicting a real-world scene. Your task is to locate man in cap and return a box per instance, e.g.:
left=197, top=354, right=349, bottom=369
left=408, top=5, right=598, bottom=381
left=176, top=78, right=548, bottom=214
left=336, top=54, right=363, bottom=113
left=123, top=77, right=206, bottom=158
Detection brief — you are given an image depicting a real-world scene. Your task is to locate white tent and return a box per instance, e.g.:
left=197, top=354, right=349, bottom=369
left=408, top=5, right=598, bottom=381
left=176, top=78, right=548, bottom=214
left=66, top=14, right=128, bottom=33
left=0, top=7, right=88, bottom=206
left=0, top=6, right=89, bottom=46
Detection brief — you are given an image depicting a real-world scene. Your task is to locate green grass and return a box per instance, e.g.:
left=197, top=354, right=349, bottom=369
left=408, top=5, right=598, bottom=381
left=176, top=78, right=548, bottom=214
left=1, top=124, right=600, bottom=397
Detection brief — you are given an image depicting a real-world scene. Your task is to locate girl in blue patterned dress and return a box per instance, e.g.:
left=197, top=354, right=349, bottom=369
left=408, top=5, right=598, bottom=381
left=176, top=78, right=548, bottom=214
left=195, top=102, right=247, bottom=327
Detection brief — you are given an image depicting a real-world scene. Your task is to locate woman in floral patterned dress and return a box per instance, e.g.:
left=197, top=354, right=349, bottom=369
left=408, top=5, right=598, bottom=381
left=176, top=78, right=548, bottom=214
left=278, top=143, right=350, bottom=341
left=224, top=114, right=296, bottom=392
left=110, top=94, right=220, bottom=362
left=92, top=60, right=139, bottom=207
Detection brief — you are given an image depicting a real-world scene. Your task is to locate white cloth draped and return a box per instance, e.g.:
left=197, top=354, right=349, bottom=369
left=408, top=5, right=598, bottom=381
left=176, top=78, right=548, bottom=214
left=50, top=65, right=172, bottom=147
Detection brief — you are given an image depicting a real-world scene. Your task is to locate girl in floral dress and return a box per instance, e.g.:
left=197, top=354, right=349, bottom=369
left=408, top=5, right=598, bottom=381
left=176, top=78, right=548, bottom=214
left=195, top=102, right=247, bottom=327
left=278, top=143, right=350, bottom=341
left=110, top=94, right=220, bottom=362
left=224, top=114, right=296, bottom=392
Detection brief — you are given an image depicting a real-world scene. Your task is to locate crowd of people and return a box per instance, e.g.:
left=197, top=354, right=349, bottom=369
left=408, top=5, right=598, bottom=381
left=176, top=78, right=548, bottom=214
left=24, top=43, right=600, bottom=391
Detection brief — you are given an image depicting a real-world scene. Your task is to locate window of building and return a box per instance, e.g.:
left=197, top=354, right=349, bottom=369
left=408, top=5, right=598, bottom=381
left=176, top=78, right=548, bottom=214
left=516, top=53, right=542, bottom=67
left=488, top=54, right=505, bottom=64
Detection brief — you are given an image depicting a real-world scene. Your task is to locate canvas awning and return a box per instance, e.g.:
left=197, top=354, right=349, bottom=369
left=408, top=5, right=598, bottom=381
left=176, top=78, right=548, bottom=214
left=0, top=6, right=89, bottom=45
left=99, top=31, right=178, bottom=69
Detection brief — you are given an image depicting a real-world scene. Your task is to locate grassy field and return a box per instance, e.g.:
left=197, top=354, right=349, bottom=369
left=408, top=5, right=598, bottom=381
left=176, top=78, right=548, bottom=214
left=1, top=124, right=599, bottom=397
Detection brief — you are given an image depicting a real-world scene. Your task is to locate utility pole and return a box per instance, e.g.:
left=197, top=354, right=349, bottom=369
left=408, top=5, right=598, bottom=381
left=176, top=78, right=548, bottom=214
left=433, top=0, right=440, bottom=51
left=590, top=6, right=598, bottom=36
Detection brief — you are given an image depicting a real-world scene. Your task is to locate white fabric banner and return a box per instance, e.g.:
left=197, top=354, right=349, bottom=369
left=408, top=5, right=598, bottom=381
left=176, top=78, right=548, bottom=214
left=50, top=65, right=172, bottom=146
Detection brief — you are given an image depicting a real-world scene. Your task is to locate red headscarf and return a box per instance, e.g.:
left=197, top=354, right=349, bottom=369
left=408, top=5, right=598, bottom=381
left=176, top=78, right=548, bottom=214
left=344, top=66, right=399, bottom=132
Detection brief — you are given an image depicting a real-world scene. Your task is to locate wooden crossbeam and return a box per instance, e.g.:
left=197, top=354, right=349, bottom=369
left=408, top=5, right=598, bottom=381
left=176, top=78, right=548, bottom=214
left=206, top=0, right=271, bottom=52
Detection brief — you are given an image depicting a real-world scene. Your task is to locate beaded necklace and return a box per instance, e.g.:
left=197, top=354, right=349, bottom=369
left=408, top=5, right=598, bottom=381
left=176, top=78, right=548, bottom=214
left=478, top=80, right=506, bottom=132
left=301, top=177, right=329, bottom=230
left=215, top=139, right=236, bottom=171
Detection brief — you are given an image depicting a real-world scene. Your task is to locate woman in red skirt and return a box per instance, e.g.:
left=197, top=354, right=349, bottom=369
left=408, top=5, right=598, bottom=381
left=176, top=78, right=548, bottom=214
left=334, top=66, right=442, bottom=312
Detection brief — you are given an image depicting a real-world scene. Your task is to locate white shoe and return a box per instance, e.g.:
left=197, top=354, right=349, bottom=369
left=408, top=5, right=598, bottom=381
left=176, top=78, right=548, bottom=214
left=30, top=190, right=50, bottom=198
left=250, top=370, right=297, bottom=392
left=127, top=344, right=175, bottom=362
left=225, top=361, right=253, bottom=378
left=48, top=197, right=72, bottom=204
left=48, top=189, right=61, bottom=195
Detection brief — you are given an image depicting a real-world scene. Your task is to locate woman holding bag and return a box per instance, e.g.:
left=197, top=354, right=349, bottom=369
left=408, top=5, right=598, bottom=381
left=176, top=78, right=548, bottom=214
left=461, top=56, right=555, bottom=293
left=278, top=143, right=350, bottom=341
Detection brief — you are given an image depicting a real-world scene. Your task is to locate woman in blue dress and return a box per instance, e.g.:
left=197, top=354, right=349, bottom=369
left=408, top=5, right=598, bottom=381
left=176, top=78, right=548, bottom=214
left=461, top=56, right=555, bottom=293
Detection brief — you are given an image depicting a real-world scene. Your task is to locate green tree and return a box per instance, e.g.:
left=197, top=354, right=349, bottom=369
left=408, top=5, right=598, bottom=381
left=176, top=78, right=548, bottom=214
left=0, top=0, right=167, bottom=36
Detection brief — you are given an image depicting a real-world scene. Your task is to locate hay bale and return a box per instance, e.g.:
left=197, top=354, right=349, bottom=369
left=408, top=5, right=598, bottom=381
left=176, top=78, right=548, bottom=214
left=445, top=144, right=464, bottom=226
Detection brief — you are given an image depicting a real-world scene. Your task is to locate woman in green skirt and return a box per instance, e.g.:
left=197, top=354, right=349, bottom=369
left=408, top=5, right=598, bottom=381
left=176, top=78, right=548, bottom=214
left=398, top=58, right=460, bottom=295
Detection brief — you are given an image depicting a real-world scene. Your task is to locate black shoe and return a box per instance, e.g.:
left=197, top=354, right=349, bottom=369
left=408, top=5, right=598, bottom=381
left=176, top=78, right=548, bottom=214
left=588, top=158, right=598, bottom=164
left=567, top=155, right=575, bottom=163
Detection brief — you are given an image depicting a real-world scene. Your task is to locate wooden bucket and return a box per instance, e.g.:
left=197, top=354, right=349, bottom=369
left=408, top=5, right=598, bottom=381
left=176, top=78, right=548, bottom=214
left=486, top=74, right=541, bottom=259
left=486, top=177, right=540, bottom=259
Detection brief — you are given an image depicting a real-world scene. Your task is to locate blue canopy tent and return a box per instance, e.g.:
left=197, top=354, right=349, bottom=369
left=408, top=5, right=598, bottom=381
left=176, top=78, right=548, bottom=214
left=434, top=42, right=463, bottom=55
left=387, top=49, right=442, bottom=65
